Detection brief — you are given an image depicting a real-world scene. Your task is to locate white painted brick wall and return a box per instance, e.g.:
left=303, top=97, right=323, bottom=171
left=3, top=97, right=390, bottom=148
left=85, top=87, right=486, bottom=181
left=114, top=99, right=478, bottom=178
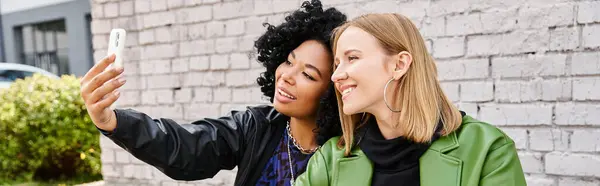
left=541, top=79, right=572, bottom=101
left=546, top=152, right=600, bottom=177
left=134, top=0, right=151, bottom=13
left=559, top=178, right=598, bottom=186
left=436, top=58, right=488, bottom=81
left=573, top=78, right=600, bottom=101
left=104, top=3, right=119, bottom=18
left=495, top=80, right=542, bottom=103
left=479, top=104, right=553, bottom=125
left=460, top=81, right=494, bottom=102
left=572, top=52, right=600, bottom=75
left=571, top=130, right=600, bottom=152
left=502, top=128, right=528, bottom=150
left=519, top=152, right=544, bottom=173
left=189, top=56, right=210, bottom=70
left=583, top=25, right=600, bottom=48
left=549, top=27, right=579, bottom=51
left=526, top=175, right=556, bottom=186
left=440, top=82, right=459, bottom=101
left=433, top=37, right=464, bottom=58
left=555, top=103, right=600, bottom=125
left=492, top=54, right=567, bottom=78
left=92, top=4, right=104, bottom=19
left=90, top=0, right=600, bottom=185
left=529, top=129, right=569, bottom=151
left=577, top=1, right=600, bottom=24
left=119, top=1, right=134, bottom=16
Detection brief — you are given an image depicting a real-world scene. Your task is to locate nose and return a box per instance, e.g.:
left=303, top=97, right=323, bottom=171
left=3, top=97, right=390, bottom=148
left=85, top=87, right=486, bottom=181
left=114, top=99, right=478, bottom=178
left=331, top=67, right=348, bottom=83
left=280, top=69, right=297, bottom=85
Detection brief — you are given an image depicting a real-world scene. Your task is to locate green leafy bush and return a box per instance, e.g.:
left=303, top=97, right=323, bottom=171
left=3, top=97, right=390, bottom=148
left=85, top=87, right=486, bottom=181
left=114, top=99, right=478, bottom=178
left=0, top=74, right=102, bottom=183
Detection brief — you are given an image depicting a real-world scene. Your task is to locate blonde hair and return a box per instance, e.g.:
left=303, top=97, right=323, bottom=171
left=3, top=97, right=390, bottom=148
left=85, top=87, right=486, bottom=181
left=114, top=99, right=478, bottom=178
left=331, top=13, right=462, bottom=156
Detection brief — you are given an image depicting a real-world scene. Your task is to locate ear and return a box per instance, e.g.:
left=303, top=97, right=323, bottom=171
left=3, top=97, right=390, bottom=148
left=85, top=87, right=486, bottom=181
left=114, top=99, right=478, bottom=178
left=392, top=51, right=412, bottom=80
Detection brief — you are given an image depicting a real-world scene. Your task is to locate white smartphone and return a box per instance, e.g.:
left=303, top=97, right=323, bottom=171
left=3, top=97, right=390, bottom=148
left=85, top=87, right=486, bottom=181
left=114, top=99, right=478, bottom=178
left=107, top=28, right=126, bottom=68
left=107, top=29, right=126, bottom=108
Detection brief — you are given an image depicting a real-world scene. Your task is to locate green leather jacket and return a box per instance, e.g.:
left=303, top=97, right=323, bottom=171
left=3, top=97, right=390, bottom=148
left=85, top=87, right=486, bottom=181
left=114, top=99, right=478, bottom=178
left=295, top=115, right=526, bottom=186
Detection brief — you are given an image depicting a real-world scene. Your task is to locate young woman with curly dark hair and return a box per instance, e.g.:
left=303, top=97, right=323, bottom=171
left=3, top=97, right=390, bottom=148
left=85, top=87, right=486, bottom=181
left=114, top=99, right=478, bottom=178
left=79, top=0, right=346, bottom=185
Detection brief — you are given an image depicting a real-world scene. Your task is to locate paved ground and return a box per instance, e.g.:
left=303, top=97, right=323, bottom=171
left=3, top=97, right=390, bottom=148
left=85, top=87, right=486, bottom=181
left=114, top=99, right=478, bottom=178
left=75, top=181, right=104, bottom=186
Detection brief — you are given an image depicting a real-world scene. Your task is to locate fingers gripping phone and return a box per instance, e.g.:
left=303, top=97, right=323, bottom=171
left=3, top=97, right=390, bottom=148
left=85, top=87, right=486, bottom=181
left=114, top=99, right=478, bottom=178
left=107, top=29, right=126, bottom=68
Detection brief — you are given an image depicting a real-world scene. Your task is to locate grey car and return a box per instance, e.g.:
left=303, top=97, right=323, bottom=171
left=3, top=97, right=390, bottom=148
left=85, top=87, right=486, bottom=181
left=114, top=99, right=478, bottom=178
left=0, top=63, right=60, bottom=89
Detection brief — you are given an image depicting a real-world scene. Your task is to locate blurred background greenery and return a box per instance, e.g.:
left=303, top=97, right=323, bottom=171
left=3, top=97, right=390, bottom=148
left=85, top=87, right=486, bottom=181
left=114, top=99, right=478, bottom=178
left=0, top=74, right=102, bottom=185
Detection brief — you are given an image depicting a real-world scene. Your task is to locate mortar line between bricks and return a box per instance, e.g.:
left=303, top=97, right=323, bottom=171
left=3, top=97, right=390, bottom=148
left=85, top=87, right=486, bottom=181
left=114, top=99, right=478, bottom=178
left=501, top=126, right=600, bottom=130
left=476, top=49, right=599, bottom=59
left=434, top=56, right=491, bottom=61
left=534, top=174, right=600, bottom=181
left=543, top=173, right=600, bottom=179
left=477, top=100, right=600, bottom=104
left=521, top=151, right=600, bottom=156
left=438, top=76, right=591, bottom=83
left=544, top=48, right=600, bottom=53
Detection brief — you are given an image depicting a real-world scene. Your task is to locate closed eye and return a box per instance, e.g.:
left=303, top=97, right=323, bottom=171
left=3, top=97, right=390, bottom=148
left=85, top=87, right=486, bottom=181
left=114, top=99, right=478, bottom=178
left=303, top=72, right=316, bottom=81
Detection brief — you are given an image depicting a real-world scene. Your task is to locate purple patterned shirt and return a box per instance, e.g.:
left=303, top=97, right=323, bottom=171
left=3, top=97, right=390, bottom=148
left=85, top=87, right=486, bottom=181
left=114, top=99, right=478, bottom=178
left=255, top=128, right=313, bottom=186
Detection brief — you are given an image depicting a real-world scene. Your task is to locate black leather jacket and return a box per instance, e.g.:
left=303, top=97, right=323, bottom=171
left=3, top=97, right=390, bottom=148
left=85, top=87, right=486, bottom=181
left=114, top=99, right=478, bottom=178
left=102, top=105, right=289, bottom=185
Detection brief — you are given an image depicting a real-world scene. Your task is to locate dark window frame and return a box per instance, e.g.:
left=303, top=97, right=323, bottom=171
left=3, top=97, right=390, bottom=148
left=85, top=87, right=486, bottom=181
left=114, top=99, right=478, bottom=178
left=15, top=19, right=70, bottom=75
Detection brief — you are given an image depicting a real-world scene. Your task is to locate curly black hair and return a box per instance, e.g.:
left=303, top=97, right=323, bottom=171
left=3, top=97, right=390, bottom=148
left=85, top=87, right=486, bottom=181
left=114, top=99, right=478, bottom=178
left=254, top=0, right=347, bottom=145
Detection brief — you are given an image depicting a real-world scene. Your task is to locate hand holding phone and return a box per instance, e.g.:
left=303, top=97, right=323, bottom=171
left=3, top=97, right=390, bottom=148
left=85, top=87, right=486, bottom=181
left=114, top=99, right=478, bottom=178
left=80, top=28, right=128, bottom=131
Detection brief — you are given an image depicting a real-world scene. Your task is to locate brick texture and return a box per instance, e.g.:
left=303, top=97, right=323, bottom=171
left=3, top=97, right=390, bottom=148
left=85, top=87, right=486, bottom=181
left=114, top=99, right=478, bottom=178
left=90, top=0, right=600, bottom=185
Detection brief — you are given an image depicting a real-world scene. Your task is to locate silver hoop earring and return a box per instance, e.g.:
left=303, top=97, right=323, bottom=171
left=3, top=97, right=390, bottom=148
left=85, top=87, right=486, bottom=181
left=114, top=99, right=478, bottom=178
left=384, top=78, right=401, bottom=113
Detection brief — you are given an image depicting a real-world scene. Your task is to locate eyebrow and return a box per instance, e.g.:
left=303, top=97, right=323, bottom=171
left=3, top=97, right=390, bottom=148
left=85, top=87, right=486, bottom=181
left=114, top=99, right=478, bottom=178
left=291, top=51, right=322, bottom=77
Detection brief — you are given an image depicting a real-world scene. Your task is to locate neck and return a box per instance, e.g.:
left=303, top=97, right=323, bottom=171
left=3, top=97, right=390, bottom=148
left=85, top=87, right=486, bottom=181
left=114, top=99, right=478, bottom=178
left=289, top=116, right=319, bottom=150
left=370, top=102, right=404, bottom=140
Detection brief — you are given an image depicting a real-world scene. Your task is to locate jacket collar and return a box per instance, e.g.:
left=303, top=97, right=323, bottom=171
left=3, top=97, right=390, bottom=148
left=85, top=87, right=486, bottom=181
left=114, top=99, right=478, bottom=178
left=429, top=111, right=473, bottom=153
left=428, top=129, right=460, bottom=153
left=428, top=112, right=468, bottom=153
left=332, top=116, right=469, bottom=186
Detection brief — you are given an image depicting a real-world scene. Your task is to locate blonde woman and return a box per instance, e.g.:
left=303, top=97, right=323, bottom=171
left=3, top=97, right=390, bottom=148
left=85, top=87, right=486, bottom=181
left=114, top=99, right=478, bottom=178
left=295, top=13, right=526, bottom=186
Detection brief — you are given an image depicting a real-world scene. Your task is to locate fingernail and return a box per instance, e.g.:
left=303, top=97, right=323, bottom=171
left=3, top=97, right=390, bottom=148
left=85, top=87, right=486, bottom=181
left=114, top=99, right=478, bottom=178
left=116, top=67, right=124, bottom=73
left=118, top=78, right=126, bottom=84
left=114, top=91, right=120, bottom=96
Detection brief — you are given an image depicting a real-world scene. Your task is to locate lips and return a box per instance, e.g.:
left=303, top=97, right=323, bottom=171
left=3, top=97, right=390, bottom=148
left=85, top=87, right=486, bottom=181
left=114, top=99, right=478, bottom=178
left=277, top=88, right=296, bottom=100
left=342, top=87, right=354, bottom=95
left=338, top=84, right=356, bottom=100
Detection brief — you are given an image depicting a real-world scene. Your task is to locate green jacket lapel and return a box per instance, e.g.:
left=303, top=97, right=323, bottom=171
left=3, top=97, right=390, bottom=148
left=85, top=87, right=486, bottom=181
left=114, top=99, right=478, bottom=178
left=420, top=131, right=462, bottom=186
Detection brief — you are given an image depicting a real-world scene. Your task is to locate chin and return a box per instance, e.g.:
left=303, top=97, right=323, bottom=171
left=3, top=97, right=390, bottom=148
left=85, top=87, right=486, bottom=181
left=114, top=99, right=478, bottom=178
left=342, top=104, right=360, bottom=115
left=273, top=102, right=290, bottom=114
left=273, top=102, right=302, bottom=118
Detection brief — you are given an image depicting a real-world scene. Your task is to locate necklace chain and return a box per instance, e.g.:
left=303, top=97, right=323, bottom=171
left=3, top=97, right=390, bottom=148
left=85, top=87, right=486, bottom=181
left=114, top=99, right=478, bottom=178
left=286, top=128, right=295, bottom=186
left=286, top=121, right=321, bottom=185
left=286, top=121, right=320, bottom=154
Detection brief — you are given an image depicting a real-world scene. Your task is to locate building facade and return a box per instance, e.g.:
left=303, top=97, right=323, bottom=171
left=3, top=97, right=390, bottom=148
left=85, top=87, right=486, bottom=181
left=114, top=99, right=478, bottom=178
left=0, top=0, right=93, bottom=76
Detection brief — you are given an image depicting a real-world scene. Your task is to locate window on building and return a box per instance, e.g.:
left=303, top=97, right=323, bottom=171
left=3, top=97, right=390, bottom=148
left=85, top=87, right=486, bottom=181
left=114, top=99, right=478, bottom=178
left=16, top=19, right=69, bottom=75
